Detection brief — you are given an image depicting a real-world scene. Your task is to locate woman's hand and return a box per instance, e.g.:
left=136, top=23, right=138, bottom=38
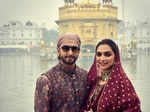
left=99, top=80, right=107, bottom=85
left=96, top=62, right=102, bottom=77
left=84, top=109, right=93, bottom=112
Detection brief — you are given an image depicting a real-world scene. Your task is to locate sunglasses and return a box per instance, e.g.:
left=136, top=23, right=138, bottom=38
left=96, top=51, right=112, bottom=57
left=61, top=45, right=80, bottom=52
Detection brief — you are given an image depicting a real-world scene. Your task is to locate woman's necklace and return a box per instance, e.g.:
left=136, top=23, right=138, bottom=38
left=102, top=71, right=110, bottom=81
left=88, top=70, right=111, bottom=109
left=98, top=70, right=111, bottom=85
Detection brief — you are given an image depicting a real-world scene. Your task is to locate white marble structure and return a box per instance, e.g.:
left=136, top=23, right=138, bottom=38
left=0, top=21, right=43, bottom=47
left=136, top=21, right=150, bottom=55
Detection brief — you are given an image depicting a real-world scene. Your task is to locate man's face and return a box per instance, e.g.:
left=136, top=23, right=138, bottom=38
left=58, top=40, right=80, bottom=65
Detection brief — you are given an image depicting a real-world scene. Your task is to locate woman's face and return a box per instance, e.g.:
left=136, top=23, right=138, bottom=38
left=96, top=44, right=115, bottom=72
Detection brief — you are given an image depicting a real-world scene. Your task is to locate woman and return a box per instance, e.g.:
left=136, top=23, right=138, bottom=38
left=84, top=39, right=141, bottom=112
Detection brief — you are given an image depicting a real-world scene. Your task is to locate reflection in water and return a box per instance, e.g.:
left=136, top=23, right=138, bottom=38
left=0, top=53, right=150, bottom=112
left=0, top=54, right=40, bottom=112
left=135, top=55, right=150, bottom=112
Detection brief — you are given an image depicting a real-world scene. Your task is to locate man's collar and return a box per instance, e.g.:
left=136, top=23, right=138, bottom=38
left=58, top=63, right=76, bottom=75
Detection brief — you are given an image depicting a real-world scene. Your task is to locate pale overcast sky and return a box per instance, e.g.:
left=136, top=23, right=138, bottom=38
left=0, top=0, right=149, bottom=29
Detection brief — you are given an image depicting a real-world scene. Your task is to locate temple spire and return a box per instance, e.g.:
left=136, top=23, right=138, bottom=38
left=102, top=0, right=112, bottom=5
left=64, top=0, right=75, bottom=6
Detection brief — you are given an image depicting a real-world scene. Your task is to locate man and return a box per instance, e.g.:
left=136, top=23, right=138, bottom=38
left=34, top=33, right=89, bottom=112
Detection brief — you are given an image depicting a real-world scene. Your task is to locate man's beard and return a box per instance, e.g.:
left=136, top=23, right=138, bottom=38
left=58, top=55, right=78, bottom=65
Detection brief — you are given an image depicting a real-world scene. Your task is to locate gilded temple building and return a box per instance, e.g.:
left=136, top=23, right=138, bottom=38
left=56, top=0, right=120, bottom=46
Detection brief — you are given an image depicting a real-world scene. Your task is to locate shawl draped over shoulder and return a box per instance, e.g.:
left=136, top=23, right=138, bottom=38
left=86, top=42, right=141, bottom=112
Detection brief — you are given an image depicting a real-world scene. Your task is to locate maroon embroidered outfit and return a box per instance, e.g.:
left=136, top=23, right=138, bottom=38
left=85, top=43, right=141, bottom=112
left=34, top=63, right=89, bottom=112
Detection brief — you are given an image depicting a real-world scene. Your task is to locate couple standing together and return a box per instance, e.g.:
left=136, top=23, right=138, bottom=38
left=34, top=33, right=141, bottom=112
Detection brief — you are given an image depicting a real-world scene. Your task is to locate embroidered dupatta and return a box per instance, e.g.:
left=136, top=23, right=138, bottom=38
left=86, top=43, right=141, bottom=112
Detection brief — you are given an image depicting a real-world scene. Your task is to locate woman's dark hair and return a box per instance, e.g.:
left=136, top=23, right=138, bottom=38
left=95, top=39, right=117, bottom=56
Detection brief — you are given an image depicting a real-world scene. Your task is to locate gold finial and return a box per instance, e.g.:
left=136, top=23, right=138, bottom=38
left=64, top=0, right=75, bottom=6
left=103, top=0, right=112, bottom=5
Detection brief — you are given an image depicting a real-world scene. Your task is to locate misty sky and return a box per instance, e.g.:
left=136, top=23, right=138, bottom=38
left=0, top=0, right=150, bottom=29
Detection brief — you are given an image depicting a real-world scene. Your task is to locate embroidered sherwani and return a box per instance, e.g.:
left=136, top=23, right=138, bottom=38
left=34, top=63, right=89, bottom=112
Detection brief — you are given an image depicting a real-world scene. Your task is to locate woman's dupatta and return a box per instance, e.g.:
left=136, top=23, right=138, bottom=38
left=86, top=44, right=141, bottom=112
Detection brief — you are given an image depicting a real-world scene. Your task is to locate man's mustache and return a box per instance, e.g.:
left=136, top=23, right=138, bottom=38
left=65, top=56, right=76, bottom=59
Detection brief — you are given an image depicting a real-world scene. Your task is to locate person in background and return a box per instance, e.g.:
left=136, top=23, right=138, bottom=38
left=84, top=39, right=141, bottom=112
left=34, top=33, right=89, bottom=112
